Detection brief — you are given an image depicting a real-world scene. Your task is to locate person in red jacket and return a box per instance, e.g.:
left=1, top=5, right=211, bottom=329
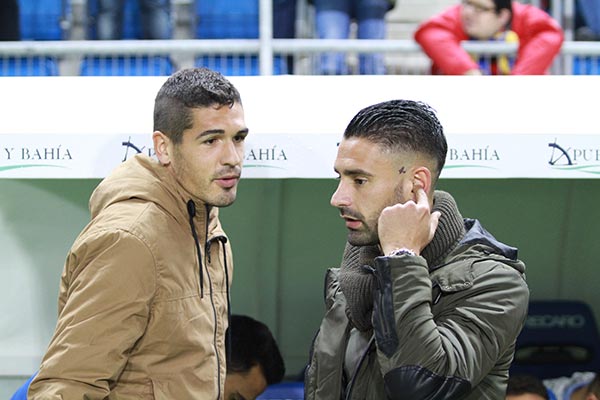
left=414, top=0, right=564, bottom=75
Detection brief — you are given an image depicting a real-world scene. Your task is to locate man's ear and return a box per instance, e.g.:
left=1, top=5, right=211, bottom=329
left=499, top=9, right=511, bottom=27
left=153, top=130, right=171, bottom=165
left=412, top=166, right=432, bottom=196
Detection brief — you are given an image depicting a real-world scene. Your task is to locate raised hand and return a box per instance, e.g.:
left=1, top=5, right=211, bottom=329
left=378, top=188, right=441, bottom=256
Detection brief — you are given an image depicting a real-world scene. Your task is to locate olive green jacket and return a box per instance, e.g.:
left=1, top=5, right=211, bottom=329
left=305, top=220, right=529, bottom=400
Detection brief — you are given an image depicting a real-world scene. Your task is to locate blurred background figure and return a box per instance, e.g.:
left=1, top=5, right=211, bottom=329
left=575, top=0, right=600, bottom=41
left=312, top=0, right=396, bottom=74
left=0, top=0, right=21, bottom=40
left=96, top=0, right=171, bottom=39
left=414, top=0, right=564, bottom=75
left=274, top=0, right=298, bottom=73
left=506, top=374, right=550, bottom=400
left=545, top=371, right=600, bottom=400
left=225, top=314, right=286, bottom=400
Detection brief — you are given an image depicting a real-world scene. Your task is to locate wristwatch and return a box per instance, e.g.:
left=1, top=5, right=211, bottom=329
left=387, top=248, right=417, bottom=257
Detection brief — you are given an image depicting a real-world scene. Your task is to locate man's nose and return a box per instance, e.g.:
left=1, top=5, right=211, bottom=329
left=222, top=140, right=242, bottom=166
left=330, top=182, right=350, bottom=208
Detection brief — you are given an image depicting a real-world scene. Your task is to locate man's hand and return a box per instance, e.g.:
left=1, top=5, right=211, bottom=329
left=378, top=188, right=441, bottom=256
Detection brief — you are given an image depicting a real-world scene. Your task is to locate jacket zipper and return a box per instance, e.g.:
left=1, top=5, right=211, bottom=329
left=187, top=200, right=223, bottom=400
left=204, top=204, right=222, bottom=400
left=204, top=243, right=222, bottom=400
left=365, top=265, right=394, bottom=339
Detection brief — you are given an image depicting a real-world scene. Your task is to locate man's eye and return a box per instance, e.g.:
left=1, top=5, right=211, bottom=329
left=355, top=178, right=367, bottom=185
left=204, top=138, right=216, bottom=145
left=234, top=135, right=246, bottom=143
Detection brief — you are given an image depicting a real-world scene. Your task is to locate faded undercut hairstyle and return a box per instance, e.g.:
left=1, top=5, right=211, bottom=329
left=153, top=67, right=242, bottom=144
left=343, top=99, right=447, bottom=185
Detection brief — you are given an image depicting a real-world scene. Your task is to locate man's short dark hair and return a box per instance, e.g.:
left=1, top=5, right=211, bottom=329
left=227, top=314, right=285, bottom=385
left=343, top=99, right=447, bottom=184
left=153, top=67, right=242, bottom=144
left=493, top=0, right=512, bottom=13
left=506, top=374, right=549, bottom=399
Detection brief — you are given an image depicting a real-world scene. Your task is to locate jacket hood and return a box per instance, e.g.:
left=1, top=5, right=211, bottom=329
left=460, top=218, right=518, bottom=261
left=89, top=155, right=223, bottom=237
left=450, top=218, right=526, bottom=276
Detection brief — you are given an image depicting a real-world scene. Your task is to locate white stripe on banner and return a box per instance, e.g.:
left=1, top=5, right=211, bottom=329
left=1, top=75, right=599, bottom=179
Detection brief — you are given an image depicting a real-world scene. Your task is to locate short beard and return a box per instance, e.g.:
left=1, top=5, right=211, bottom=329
left=347, top=227, right=379, bottom=247
left=346, top=180, right=405, bottom=247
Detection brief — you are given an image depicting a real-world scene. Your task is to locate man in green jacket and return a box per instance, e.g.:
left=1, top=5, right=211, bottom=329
left=305, top=99, right=529, bottom=399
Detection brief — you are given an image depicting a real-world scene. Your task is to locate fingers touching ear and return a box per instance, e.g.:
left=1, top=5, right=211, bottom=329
left=412, top=167, right=432, bottom=196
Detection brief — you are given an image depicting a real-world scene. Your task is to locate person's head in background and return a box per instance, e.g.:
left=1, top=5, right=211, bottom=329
left=461, top=0, right=513, bottom=39
left=225, top=315, right=286, bottom=400
left=506, top=374, right=549, bottom=400
left=586, top=373, right=600, bottom=400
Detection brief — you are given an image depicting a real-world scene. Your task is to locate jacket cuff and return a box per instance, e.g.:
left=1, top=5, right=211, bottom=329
left=371, top=255, right=428, bottom=358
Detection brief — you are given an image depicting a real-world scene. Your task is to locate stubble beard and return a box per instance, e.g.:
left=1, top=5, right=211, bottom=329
left=346, top=221, right=379, bottom=247
left=346, top=182, right=405, bottom=247
left=211, top=188, right=237, bottom=208
left=171, top=149, right=238, bottom=208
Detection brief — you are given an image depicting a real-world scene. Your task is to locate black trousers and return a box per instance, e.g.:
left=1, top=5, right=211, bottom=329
left=0, top=0, right=21, bottom=40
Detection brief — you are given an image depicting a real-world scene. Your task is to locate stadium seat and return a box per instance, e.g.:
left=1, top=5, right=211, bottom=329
left=10, top=373, right=35, bottom=400
left=196, top=0, right=259, bottom=39
left=257, top=381, right=304, bottom=400
left=19, top=0, right=65, bottom=40
left=573, top=56, right=600, bottom=75
left=195, top=55, right=289, bottom=76
left=510, top=300, right=600, bottom=380
left=195, top=0, right=291, bottom=75
left=80, top=55, right=173, bottom=76
left=0, top=57, right=59, bottom=76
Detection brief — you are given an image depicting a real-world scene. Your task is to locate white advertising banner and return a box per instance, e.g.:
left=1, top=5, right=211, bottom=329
left=1, top=75, right=599, bottom=179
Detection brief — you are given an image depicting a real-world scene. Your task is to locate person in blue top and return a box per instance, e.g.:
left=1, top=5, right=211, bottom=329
left=544, top=372, right=600, bottom=400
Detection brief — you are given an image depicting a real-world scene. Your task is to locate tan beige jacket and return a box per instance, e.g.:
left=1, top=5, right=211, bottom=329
left=29, top=155, right=233, bottom=399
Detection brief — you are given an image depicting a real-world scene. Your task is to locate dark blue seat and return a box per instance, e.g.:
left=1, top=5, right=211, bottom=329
left=19, top=0, right=64, bottom=40
left=80, top=55, right=173, bottom=76
left=194, top=0, right=290, bottom=75
left=196, top=0, right=259, bottom=39
left=257, top=381, right=304, bottom=400
left=510, top=300, right=600, bottom=379
left=0, top=57, right=59, bottom=76
left=195, top=55, right=289, bottom=76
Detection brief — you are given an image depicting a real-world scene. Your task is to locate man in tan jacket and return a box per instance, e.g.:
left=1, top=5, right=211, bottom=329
left=29, top=67, right=249, bottom=399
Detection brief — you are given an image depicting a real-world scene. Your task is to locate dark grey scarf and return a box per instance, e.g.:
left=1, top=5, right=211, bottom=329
left=338, top=190, right=466, bottom=331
